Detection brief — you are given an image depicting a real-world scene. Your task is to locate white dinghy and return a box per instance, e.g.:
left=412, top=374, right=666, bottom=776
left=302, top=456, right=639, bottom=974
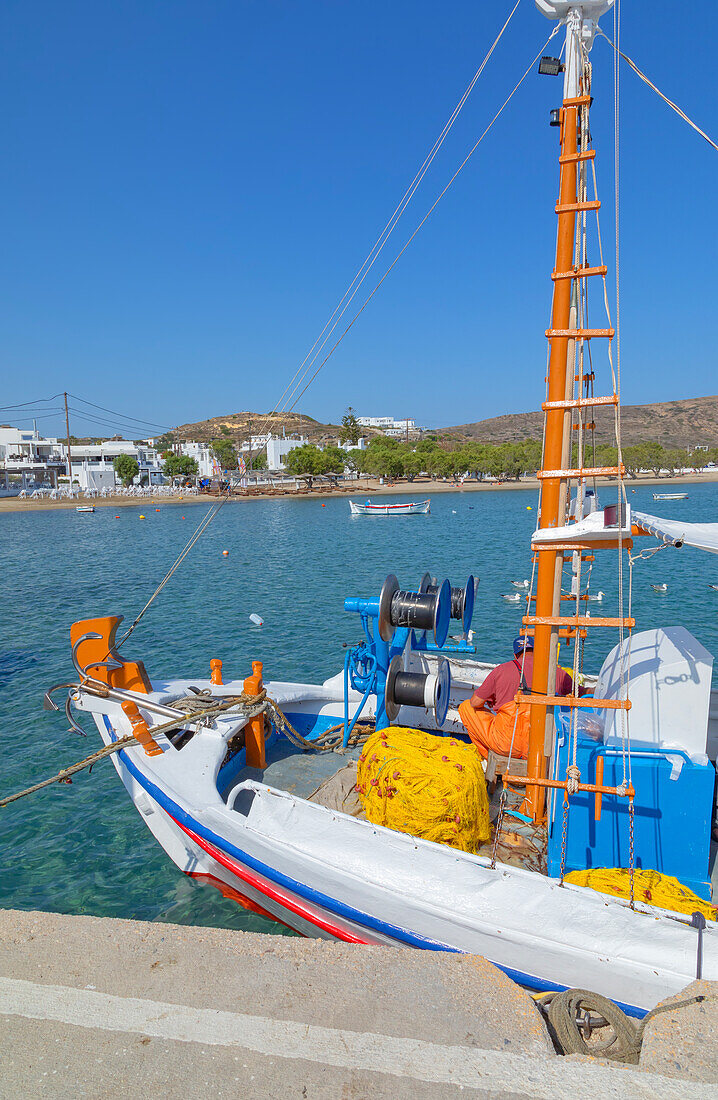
left=349, top=499, right=430, bottom=516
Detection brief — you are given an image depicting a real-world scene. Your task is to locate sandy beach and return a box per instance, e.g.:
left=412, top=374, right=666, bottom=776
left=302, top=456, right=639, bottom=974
left=0, top=471, right=715, bottom=513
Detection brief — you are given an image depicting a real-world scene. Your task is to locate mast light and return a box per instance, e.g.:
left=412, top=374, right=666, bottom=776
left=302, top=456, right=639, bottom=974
left=538, top=56, right=564, bottom=77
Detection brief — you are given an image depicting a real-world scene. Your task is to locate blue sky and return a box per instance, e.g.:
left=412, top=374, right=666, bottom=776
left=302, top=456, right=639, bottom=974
left=1, top=0, right=716, bottom=438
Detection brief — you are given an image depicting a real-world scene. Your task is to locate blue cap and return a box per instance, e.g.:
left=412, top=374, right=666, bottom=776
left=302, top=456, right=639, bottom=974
left=513, top=636, right=534, bottom=657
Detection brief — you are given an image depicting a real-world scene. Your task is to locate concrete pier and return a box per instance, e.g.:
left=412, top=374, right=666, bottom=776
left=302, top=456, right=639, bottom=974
left=0, top=908, right=715, bottom=1098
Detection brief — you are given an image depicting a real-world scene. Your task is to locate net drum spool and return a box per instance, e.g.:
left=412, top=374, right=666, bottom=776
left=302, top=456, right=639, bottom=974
left=377, top=574, right=451, bottom=647
left=385, top=654, right=451, bottom=726
left=426, top=574, right=476, bottom=634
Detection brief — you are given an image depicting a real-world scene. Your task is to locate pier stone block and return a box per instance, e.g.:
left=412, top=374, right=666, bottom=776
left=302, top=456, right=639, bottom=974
left=639, top=979, right=718, bottom=1083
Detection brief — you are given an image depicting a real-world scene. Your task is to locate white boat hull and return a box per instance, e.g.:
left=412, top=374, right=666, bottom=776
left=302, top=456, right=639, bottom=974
left=77, top=679, right=716, bottom=1019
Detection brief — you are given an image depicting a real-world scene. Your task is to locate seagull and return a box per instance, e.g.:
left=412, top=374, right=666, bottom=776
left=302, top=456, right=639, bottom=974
left=586, top=591, right=605, bottom=602
left=650, top=583, right=668, bottom=593
left=510, top=579, right=530, bottom=589
left=501, top=593, right=523, bottom=603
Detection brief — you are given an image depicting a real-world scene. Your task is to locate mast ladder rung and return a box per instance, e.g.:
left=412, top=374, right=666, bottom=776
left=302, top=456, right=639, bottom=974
left=503, top=775, right=634, bottom=798
left=559, top=149, right=596, bottom=164
left=546, top=328, right=614, bottom=339
left=529, top=594, right=593, bottom=602
left=551, top=264, right=607, bottom=281
left=523, top=614, right=635, bottom=629
left=575, top=371, right=595, bottom=382
left=537, top=465, right=624, bottom=479
left=542, top=395, right=617, bottom=410
left=555, top=200, right=601, bottom=214
left=520, top=627, right=587, bottom=639
left=516, top=693, right=631, bottom=711
left=563, top=95, right=593, bottom=108
left=573, top=421, right=596, bottom=430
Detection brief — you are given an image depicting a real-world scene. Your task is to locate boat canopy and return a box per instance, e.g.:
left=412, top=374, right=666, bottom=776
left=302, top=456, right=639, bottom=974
left=633, top=510, right=718, bottom=555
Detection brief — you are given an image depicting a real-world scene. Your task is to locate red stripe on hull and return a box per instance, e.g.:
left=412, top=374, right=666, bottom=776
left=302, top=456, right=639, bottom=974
left=190, top=871, right=301, bottom=933
left=175, top=818, right=372, bottom=944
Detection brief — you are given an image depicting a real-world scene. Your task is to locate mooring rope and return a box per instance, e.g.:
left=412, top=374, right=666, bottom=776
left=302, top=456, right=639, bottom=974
left=534, top=987, right=707, bottom=1063
left=4, top=693, right=372, bottom=808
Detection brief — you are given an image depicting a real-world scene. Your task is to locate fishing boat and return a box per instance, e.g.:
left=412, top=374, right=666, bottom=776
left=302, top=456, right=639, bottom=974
left=349, top=499, right=430, bottom=516
left=653, top=492, right=689, bottom=501
left=43, top=0, right=718, bottom=1019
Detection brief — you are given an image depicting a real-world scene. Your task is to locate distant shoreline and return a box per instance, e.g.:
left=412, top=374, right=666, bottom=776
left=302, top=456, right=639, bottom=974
left=1, top=470, right=715, bottom=514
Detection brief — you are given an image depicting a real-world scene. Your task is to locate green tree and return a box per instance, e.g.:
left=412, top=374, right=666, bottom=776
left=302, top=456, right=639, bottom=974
left=285, top=444, right=324, bottom=475
left=155, top=432, right=176, bottom=451
left=163, top=453, right=199, bottom=479
left=639, top=442, right=666, bottom=477
left=664, top=448, right=688, bottom=475
left=402, top=450, right=424, bottom=482
left=211, top=438, right=238, bottom=470
left=344, top=448, right=365, bottom=475
left=340, top=406, right=360, bottom=445
left=251, top=450, right=267, bottom=470
left=113, top=453, right=140, bottom=487
left=320, top=445, right=348, bottom=474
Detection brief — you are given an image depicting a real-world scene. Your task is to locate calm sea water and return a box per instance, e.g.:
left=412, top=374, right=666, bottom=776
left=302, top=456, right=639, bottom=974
left=2, top=482, right=717, bottom=933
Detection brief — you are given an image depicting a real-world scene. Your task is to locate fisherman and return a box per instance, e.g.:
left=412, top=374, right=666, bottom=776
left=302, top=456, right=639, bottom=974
left=457, top=636, right=573, bottom=761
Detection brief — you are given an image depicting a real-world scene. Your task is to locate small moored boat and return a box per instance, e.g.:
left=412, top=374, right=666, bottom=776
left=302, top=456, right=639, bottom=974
left=75, top=505, right=95, bottom=513
left=350, top=499, right=430, bottom=516
left=653, top=493, right=689, bottom=501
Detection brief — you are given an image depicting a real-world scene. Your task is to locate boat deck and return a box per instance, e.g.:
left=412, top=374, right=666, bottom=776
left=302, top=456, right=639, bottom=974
left=236, top=736, right=364, bottom=801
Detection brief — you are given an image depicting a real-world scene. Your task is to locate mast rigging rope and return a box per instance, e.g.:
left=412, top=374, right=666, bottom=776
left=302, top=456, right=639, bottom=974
left=260, top=0, right=525, bottom=441
left=597, top=28, right=718, bottom=153
left=282, top=27, right=561, bottom=418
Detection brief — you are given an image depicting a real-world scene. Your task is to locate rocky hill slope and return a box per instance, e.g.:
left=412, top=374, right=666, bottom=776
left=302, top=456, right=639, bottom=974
left=440, top=396, right=718, bottom=449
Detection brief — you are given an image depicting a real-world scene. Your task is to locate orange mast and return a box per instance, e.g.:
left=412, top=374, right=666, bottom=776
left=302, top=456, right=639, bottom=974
left=525, top=2, right=614, bottom=819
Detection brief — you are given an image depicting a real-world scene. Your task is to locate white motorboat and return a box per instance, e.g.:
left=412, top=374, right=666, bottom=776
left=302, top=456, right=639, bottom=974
left=653, top=493, right=689, bottom=501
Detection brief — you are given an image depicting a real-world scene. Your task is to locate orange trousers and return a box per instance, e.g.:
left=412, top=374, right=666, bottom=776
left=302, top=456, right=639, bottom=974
left=458, top=698, right=531, bottom=760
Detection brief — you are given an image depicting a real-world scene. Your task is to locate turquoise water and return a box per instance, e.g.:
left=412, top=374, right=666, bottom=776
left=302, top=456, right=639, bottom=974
left=2, top=483, right=717, bottom=933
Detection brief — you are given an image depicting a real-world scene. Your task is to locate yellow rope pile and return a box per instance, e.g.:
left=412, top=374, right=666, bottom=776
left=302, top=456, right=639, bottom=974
left=356, top=726, right=490, bottom=853
left=565, top=868, right=717, bottom=921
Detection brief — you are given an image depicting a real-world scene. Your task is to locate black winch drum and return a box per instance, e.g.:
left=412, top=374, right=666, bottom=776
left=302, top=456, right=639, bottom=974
left=426, top=574, right=476, bottom=634
left=385, top=654, right=451, bottom=726
left=377, top=573, right=451, bottom=648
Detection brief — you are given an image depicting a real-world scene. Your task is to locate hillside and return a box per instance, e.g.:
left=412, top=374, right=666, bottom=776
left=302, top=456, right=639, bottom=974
left=177, top=410, right=342, bottom=445
left=441, top=396, right=718, bottom=450
left=178, top=397, right=718, bottom=451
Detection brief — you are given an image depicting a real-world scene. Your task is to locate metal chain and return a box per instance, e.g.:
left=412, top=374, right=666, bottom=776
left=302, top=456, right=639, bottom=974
left=559, top=794, right=570, bottom=885
left=490, top=789, right=508, bottom=870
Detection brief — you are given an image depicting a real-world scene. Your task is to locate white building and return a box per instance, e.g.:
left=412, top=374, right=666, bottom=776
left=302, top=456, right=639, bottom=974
left=356, top=416, right=395, bottom=430
left=178, top=441, right=216, bottom=478
left=66, top=440, right=163, bottom=490
left=356, top=416, right=422, bottom=437
left=0, top=426, right=65, bottom=495
left=266, top=434, right=309, bottom=472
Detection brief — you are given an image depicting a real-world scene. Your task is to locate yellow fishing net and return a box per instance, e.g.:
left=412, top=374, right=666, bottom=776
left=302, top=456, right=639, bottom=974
left=356, top=726, right=490, bottom=853
left=565, top=868, right=717, bottom=921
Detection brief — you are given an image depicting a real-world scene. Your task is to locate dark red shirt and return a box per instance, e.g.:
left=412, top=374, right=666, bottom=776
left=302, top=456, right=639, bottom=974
left=472, top=653, right=573, bottom=711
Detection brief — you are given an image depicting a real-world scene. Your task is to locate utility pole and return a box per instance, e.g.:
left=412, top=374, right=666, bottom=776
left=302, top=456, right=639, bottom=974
left=248, top=418, right=253, bottom=472
left=63, top=392, right=73, bottom=487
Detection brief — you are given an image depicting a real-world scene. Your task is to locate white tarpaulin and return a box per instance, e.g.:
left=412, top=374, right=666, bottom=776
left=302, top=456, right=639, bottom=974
left=633, top=510, right=718, bottom=554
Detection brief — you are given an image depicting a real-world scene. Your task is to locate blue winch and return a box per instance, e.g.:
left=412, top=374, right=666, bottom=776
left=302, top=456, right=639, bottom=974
left=341, top=571, right=476, bottom=743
